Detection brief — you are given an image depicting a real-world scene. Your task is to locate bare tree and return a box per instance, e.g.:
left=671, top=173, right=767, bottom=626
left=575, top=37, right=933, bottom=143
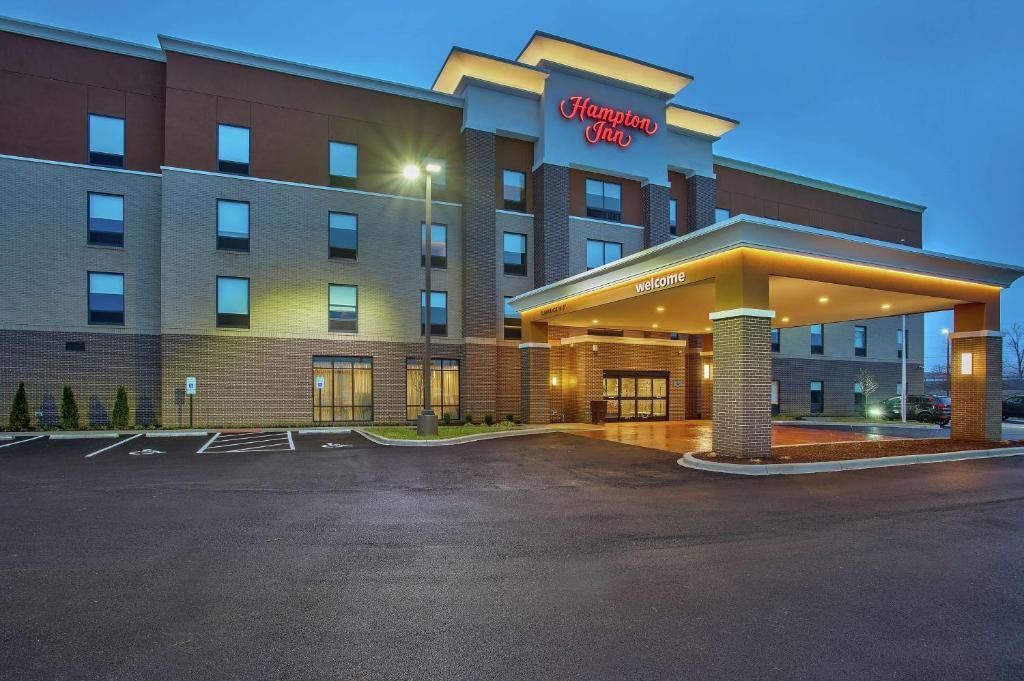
left=1005, top=322, right=1024, bottom=380
left=857, top=366, right=880, bottom=404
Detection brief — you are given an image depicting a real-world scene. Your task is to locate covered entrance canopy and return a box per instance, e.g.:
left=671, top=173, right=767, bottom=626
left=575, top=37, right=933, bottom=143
left=510, top=216, right=1024, bottom=457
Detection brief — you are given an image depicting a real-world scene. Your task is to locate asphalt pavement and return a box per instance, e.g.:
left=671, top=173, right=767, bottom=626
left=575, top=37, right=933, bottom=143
left=1, top=430, right=1023, bottom=680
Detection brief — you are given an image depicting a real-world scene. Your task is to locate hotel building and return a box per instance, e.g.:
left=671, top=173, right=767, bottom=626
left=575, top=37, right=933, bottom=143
left=4, top=16, right=1016, bottom=447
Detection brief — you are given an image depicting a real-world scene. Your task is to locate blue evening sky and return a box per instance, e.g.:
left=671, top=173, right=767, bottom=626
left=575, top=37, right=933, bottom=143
left=7, top=0, right=1022, bottom=369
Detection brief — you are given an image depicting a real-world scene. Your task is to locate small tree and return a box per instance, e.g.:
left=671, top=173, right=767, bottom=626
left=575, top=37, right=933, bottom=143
left=8, top=383, right=31, bottom=431
left=111, top=385, right=130, bottom=429
left=856, top=367, right=880, bottom=416
left=1005, top=322, right=1024, bottom=381
left=59, top=385, right=80, bottom=430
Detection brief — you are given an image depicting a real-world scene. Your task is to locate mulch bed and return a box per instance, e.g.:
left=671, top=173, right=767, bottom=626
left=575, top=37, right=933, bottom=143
left=696, top=439, right=1024, bottom=465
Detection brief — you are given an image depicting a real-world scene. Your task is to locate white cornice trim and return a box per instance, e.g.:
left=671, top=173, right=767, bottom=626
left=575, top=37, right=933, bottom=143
left=557, top=335, right=686, bottom=348
left=713, top=155, right=926, bottom=213
left=464, top=337, right=497, bottom=345
left=570, top=215, right=644, bottom=230
left=496, top=209, right=535, bottom=218
left=158, top=34, right=463, bottom=109
left=160, top=166, right=463, bottom=207
left=0, top=153, right=162, bottom=177
left=951, top=330, right=1004, bottom=339
left=0, top=16, right=165, bottom=61
left=709, top=308, right=776, bottom=321
left=518, top=342, right=551, bottom=349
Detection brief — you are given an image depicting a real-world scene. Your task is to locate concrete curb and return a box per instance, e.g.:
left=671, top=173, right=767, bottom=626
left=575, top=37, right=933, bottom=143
left=49, top=432, right=119, bottom=440
left=0, top=435, right=13, bottom=441
left=774, top=420, right=940, bottom=430
left=679, top=446, right=1024, bottom=476
left=146, top=431, right=209, bottom=437
left=353, top=425, right=593, bottom=447
left=297, top=428, right=352, bottom=434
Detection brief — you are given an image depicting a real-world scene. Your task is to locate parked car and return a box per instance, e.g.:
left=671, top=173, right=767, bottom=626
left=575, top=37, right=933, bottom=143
left=1004, top=395, right=1024, bottom=421
left=881, top=395, right=951, bottom=425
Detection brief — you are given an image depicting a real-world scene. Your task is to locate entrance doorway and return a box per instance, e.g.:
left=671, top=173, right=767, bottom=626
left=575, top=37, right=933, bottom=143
left=603, top=371, right=669, bottom=421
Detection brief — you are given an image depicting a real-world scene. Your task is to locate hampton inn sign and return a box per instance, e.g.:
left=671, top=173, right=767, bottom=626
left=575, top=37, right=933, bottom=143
left=558, top=95, right=659, bottom=148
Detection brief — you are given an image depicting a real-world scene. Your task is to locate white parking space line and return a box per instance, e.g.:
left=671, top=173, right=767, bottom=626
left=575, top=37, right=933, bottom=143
left=0, top=434, right=45, bottom=449
left=205, top=433, right=278, bottom=446
left=286, top=431, right=295, bottom=450
left=200, top=431, right=295, bottom=454
left=196, top=432, right=221, bottom=454
left=85, top=433, right=142, bottom=459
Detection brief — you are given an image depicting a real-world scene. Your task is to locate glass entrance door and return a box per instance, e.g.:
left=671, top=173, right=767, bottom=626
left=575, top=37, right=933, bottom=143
left=603, top=372, right=669, bottom=421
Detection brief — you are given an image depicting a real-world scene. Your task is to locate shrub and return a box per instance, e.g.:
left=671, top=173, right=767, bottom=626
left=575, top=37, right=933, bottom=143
left=463, top=412, right=474, bottom=425
left=111, top=385, right=130, bottom=429
left=8, top=382, right=31, bottom=431
left=442, top=412, right=451, bottom=425
left=59, top=385, right=80, bottom=430
left=484, top=413, right=494, bottom=426
left=505, top=413, right=515, bottom=423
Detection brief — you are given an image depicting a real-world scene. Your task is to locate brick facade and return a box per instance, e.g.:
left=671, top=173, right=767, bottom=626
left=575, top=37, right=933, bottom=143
left=712, top=315, right=772, bottom=458
left=641, top=183, right=672, bottom=247
left=949, top=334, right=1003, bottom=441
left=533, top=164, right=570, bottom=286
left=686, top=174, right=717, bottom=232
left=520, top=345, right=551, bottom=424
left=772, top=357, right=924, bottom=415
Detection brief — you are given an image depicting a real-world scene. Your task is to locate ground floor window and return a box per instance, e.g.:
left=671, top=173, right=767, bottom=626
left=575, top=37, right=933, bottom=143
left=406, top=358, right=460, bottom=421
left=603, top=372, right=668, bottom=421
left=810, top=380, right=824, bottom=414
left=853, top=381, right=865, bottom=415
left=771, top=380, right=780, bottom=415
left=312, top=356, right=372, bottom=422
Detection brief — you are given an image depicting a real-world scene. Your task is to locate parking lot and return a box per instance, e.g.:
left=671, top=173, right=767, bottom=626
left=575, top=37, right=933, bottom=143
left=2, top=429, right=1024, bottom=679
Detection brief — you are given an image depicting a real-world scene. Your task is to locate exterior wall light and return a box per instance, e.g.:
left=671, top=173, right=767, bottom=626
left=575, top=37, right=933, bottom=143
left=703, top=363, right=711, bottom=380
left=551, top=374, right=559, bottom=386
left=592, top=344, right=598, bottom=352
left=960, top=352, right=973, bottom=375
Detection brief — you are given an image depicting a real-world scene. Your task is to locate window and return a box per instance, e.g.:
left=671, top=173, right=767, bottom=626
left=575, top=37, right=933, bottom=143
left=503, top=232, right=527, bottom=276
left=88, top=272, right=124, bottom=325
left=329, top=141, right=358, bottom=187
left=714, top=207, right=730, bottom=223
left=669, top=198, right=678, bottom=235
left=88, top=114, right=124, bottom=167
left=312, top=356, right=372, bottom=422
left=421, top=290, right=447, bottom=336
left=421, top=223, right=447, bottom=268
left=217, top=124, right=250, bottom=175
left=810, top=323, right=824, bottom=354
left=590, top=328, right=624, bottom=337
left=328, top=284, right=357, bottom=333
left=87, top=193, right=124, bottom=246
left=586, top=239, right=623, bottom=269
left=503, top=170, right=526, bottom=211
left=854, top=325, right=867, bottom=357
left=896, top=382, right=903, bottom=398
left=329, top=212, right=357, bottom=259
left=897, top=328, right=906, bottom=359
left=406, top=358, right=460, bottom=421
left=216, top=276, right=250, bottom=328
left=854, top=381, right=866, bottom=415
left=585, top=178, right=622, bottom=221
left=503, top=297, right=521, bottom=340
left=771, top=328, right=780, bottom=352
left=216, top=200, right=249, bottom=251
left=810, top=381, right=824, bottom=414
left=771, top=380, right=780, bottom=415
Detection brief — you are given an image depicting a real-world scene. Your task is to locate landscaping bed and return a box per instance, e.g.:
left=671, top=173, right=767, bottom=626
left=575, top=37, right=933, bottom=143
left=696, top=438, right=1024, bottom=465
left=361, top=422, right=521, bottom=441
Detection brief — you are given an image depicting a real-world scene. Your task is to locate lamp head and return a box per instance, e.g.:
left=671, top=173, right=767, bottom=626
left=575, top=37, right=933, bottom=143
left=402, top=164, right=421, bottom=180
left=425, top=162, right=442, bottom=174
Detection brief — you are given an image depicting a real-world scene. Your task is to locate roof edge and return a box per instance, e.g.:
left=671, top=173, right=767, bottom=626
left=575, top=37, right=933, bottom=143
left=0, top=15, right=164, bottom=62
left=517, top=30, right=695, bottom=83
left=714, top=155, right=926, bottom=213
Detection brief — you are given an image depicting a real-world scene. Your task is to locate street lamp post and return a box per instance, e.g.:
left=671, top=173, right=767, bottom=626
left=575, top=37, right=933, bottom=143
left=404, top=162, right=442, bottom=436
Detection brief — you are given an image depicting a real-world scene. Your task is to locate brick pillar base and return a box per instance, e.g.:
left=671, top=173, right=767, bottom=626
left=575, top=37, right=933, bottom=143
left=950, top=333, right=1002, bottom=441
left=712, top=315, right=772, bottom=458
left=463, top=342, right=497, bottom=421
left=520, top=344, right=551, bottom=424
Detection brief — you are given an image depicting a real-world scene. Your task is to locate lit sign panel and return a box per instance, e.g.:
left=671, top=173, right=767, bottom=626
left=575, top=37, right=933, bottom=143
left=558, top=96, right=658, bottom=149
left=634, top=271, right=684, bottom=293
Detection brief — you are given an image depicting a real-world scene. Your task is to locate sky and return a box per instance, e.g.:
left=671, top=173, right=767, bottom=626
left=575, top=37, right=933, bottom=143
left=6, top=0, right=1023, bottom=370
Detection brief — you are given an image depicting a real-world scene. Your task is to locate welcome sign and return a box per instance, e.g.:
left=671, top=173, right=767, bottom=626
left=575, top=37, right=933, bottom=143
left=634, top=271, right=685, bottom=293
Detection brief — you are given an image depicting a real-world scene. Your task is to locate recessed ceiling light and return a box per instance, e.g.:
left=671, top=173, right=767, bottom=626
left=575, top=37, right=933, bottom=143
left=818, top=296, right=829, bottom=303
left=591, top=319, right=599, bottom=324
left=881, top=303, right=892, bottom=310
left=652, top=323, right=659, bottom=328
left=704, top=326, right=711, bottom=332
left=781, top=316, right=790, bottom=323
left=656, top=306, right=665, bottom=312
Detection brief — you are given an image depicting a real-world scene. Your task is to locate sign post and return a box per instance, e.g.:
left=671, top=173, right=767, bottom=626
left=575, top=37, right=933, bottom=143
left=315, top=375, right=325, bottom=422
left=185, top=376, right=197, bottom=428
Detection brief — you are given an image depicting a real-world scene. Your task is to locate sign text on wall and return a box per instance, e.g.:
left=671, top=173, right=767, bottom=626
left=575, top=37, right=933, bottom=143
left=634, top=271, right=684, bottom=294
left=558, top=96, right=659, bottom=149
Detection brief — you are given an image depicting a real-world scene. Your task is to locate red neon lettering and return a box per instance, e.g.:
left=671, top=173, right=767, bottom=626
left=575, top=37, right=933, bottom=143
left=558, top=95, right=658, bottom=149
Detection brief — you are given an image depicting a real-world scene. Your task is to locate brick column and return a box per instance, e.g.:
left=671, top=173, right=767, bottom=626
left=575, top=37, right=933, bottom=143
left=950, top=332, right=1003, bottom=441
left=699, top=352, right=714, bottom=419
left=711, top=313, right=773, bottom=458
left=641, top=182, right=671, bottom=247
left=686, top=174, right=716, bottom=232
left=533, top=164, right=570, bottom=286
left=520, top=345, right=551, bottom=424
left=461, top=129, right=499, bottom=418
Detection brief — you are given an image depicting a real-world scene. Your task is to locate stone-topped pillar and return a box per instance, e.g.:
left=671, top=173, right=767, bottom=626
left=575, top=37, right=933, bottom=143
left=950, top=302, right=1003, bottom=442
left=711, top=312, right=773, bottom=458
left=519, top=320, right=550, bottom=424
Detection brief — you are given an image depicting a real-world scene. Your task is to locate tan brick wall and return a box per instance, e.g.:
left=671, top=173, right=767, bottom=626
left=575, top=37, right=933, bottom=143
left=712, top=315, right=772, bottom=458
left=950, top=335, right=1002, bottom=441
left=520, top=345, right=550, bottom=424
left=463, top=341, right=496, bottom=420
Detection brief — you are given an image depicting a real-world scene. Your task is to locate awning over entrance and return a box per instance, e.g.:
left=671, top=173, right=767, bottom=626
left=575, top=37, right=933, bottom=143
left=509, top=216, right=1024, bottom=458
left=508, top=216, right=1023, bottom=334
